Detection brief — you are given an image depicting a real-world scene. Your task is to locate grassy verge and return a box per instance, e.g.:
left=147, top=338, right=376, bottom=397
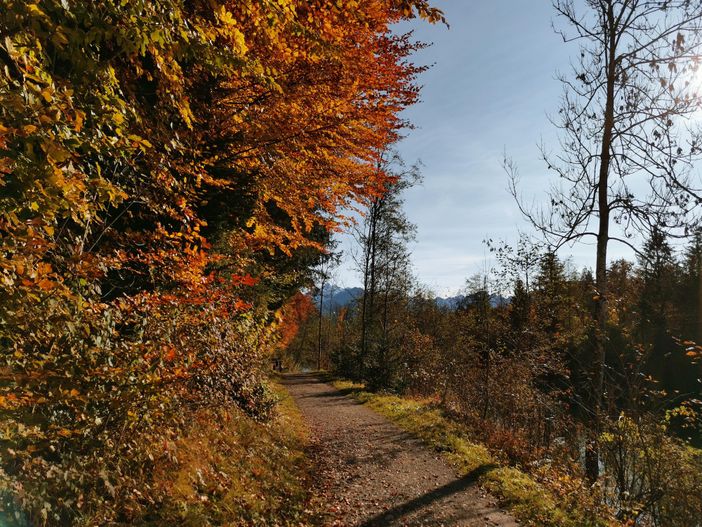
left=143, top=381, right=319, bottom=526
left=327, top=377, right=612, bottom=527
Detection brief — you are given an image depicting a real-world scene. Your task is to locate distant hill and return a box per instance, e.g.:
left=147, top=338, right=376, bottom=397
left=434, top=293, right=509, bottom=309
left=433, top=295, right=464, bottom=310
left=315, top=286, right=509, bottom=311
left=314, top=286, right=363, bottom=310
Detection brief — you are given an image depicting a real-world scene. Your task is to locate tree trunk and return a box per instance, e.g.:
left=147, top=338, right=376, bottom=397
left=317, top=276, right=326, bottom=371
left=698, top=247, right=702, bottom=340
left=366, top=201, right=379, bottom=377
left=586, top=0, right=616, bottom=483
left=360, top=212, right=372, bottom=363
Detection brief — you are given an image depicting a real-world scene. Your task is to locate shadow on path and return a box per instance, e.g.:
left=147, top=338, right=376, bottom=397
left=282, top=372, right=359, bottom=399
left=283, top=372, right=518, bottom=526
left=281, top=372, right=326, bottom=384
left=360, top=464, right=498, bottom=527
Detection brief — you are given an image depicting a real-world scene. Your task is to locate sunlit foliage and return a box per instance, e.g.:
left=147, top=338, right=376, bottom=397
left=0, top=0, right=439, bottom=523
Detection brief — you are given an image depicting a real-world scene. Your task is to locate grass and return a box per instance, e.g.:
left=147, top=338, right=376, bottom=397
left=143, top=380, right=320, bottom=526
left=328, top=378, right=611, bottom=527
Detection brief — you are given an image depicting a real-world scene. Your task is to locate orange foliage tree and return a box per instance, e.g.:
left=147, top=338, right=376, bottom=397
left=0, top=0, right=440, bottom=523
left=277, top=292, right=316, bottom=353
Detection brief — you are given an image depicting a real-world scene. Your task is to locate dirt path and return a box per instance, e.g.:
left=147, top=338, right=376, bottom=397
left=283, top=374, right=519, bottom=527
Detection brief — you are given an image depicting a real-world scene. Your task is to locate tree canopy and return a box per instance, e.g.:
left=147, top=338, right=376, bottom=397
left=0, top=1, right=440, bottom=523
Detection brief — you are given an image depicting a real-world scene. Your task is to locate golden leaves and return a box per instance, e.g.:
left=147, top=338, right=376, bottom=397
left=0, top=0, right=436, bottom=521
left=26, top=3, right=48, bottom=19
left=127, top=134, right=153, bottom=150
left=218, top=1, right=251, bottom=57
left=74, top=110, right=85, bottom=132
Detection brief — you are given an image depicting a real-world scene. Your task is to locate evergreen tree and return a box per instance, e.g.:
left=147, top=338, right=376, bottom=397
left=638, top=229, right=679, bottom=390
left=681, top=230, right=702, bottom=342
left=510, top=278, right=530, bottom=332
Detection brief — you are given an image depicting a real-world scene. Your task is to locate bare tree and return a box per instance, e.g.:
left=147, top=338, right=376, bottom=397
left=486, top=232, right=544, bottom=294
left=354, top=150, right=420, bottom=384
left=508, top=0, right=702, bottom=481
left=314, top=245, right=340, bottom=371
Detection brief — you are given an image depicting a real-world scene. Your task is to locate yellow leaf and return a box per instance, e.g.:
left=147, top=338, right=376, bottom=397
left=127, top=134, right=152, bottom=148
left=44, top=141, right=71, bottom=162
left=27, top=4, right=47, bottom=17
left=219, top=6, right=236, bottom=26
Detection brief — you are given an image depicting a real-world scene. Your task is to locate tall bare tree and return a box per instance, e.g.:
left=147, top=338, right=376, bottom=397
left=355, top=150, right=419, bottom=385
left=509, top=0, right=702, bottom=481
left=314, top=245, right=340, bottom=371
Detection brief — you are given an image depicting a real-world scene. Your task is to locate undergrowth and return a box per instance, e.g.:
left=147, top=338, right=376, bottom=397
left=140, top=381, right=319, bottom=527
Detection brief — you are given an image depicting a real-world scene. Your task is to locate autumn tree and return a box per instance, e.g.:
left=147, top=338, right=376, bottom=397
left=509, top=0, right=702, bottom=481
left=0, top=0, right=442, bottom=522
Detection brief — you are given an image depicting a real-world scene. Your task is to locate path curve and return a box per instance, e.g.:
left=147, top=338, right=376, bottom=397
left=283, top=374, right=519, bottom=527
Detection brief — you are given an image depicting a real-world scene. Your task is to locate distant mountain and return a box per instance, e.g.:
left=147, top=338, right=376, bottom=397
left=435, top=294, right=509, bottom=309
left=315, top=286, right=509, bottom=311
left=434, top=295, right=465, bottom=310
left=314, top=286, right=363, bottom=310
left=327, top=286, right=363, bottom=309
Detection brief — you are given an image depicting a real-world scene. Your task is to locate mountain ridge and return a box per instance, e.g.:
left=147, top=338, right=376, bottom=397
left=314, top=286, right=508, bottom=310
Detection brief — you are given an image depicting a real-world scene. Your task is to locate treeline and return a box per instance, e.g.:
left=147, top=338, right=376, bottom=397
left=0, top=1, right=444, bottom=524
left=288, top=225, right=702, bottom=524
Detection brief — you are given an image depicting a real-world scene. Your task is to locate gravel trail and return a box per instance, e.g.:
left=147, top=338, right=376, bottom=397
left=282, top=373, right=519, bottom=527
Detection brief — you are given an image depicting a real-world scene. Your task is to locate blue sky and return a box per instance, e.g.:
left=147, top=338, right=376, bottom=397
left=335, top=1, right=636, bottom=295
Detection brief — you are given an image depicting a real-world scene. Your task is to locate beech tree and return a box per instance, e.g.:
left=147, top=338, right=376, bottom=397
left=509, top=0, right=702, bottom=480
left=0, top=0, right=442, bottom=522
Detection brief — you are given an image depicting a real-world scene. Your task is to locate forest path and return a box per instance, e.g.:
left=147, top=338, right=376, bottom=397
left=282, top=373, right=519, bottom=527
